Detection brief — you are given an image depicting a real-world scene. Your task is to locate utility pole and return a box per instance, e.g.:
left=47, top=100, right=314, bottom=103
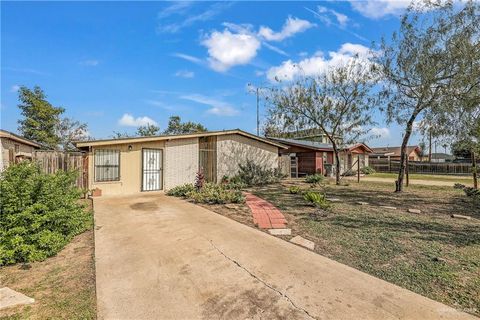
left=256, top=87, right=260, bottom=136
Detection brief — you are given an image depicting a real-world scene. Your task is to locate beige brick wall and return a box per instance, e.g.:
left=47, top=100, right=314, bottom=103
left=216, top=134, right=279, bottom=179
left=0, top=138, right=35, bottom=171
left=164, top=137, right=198, bottom=190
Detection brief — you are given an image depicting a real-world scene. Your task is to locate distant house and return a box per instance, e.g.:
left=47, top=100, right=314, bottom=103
left=0, top=129, right=41, bottom=171
left=430, top=153, right=455, bottom=163
left=268, top=137, right=372, bottom=177
left=74, top=129, right=287, bottom=196
left=371, top=146, right=422, bottom=161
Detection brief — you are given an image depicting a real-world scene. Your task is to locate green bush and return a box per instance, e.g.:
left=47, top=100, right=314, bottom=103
left=289, top=186, right=301, bottom=194
left=220, top=175, right=248, bottom=190
left=305, top=173, right=324, bottom=184
left=186, top=183, right=245, bottom=204
left=303, top=191, right=331, bottom=210
left=360, top=166, right=376, bottom=175
left=0, top=162, right=91, bottom=266
left=166, top=183, right=195, bottom=197
left=235, top=159, right=283, bottom=186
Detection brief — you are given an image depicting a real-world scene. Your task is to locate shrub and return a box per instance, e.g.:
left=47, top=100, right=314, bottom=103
left=453, top=183, right=466, bottom=189
left=186, top=183, right=245, bottom=204
left=360, top=166, right=376, bottom=175
left=289, top=186, right=301, bottom=194
left=166, top=183, right=195, bottom=197
left=220, top=175, right=248, bottom=190
left=236, top=159, right=283, bottom=186
left=303, top=191, right=331, bottom=210
left=305, top=174, right=324, bottom=184
left=464, top=187, right=480, bottom=198
left=0, top=162, right=91, bottom=266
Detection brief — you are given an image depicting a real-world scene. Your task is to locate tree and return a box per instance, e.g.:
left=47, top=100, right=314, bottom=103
left=137, top=124, right=160, bottom=137
left=266, top=57, right=381, bottom=185
left=163, top=116, right=207, bottom=135
left=417, top=1, right=480, bottom=188
left=377, top=2, right=477, bottom=191
left=56, top=117, right=89, bottom=151
left=17, top=86, right=64, bottom=149
left=111, top=131, right=133, bottom=139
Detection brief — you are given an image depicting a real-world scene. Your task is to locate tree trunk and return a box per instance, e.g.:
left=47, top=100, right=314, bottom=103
left=335, top=151, right=341, bottom=185
left=396, top=113, right=417, bottom=192
left=472, top=151, right=478, bottom=189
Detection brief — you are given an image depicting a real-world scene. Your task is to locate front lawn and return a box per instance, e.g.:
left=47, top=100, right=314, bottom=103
left=206, top=180, right=480, bottom=316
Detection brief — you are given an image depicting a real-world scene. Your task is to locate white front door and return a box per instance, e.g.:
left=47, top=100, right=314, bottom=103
left=142, top=149, right=163, bottom=191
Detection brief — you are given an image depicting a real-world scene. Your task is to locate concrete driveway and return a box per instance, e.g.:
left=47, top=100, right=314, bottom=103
left=93, top=193, right=474, bottom=320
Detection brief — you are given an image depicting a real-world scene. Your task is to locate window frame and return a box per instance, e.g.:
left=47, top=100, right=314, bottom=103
left=94, top=149, right=121, bottom=182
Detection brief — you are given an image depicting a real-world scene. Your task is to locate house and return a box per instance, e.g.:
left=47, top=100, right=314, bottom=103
left=430, top=153, right=455, bottom=163
left=370, top=146, right=422, bottom=161
left=74, top=129, right=287, bottom=196
left=268, top=137, right=373, bottom=177
left=0, top=129, right=41, bottom=171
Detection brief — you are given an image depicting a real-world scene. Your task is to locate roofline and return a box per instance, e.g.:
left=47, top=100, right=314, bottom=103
left=267, top=137, right=334, bottom=151
left=0, top=129, right=41, bottom=148
left=347, top=143, right=373, bottom=153
left=74, top=129, right=288, bottom=149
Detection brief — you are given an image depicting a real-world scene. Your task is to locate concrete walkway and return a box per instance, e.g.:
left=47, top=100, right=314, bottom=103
left=245, top=193, right=287, bottom=229
left=93, top=193, right=474, bottom=320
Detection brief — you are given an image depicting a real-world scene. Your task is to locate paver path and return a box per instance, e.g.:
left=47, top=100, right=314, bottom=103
left=245, top=193, right=287, bottom=229
left=93, top=193, right=475, bottom=320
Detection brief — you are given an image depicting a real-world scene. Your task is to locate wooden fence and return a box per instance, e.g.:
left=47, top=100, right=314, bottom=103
left=369, top=158, right=473, bottom=175
left=33, top=151, right=87, bottom=188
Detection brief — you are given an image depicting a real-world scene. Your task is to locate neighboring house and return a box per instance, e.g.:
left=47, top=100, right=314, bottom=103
left=268, top=137, right=373, bottom=177
left=370, top=146, right=422, bottom=161
left=430, top=153, right=455, bottom=163
left=74, top=129, right=286, bottom=196
left=268, top=128, right=342, bottom=145
left=0, top=129, right=41, bottom=171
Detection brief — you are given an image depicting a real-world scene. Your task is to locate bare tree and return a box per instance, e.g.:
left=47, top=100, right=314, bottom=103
left=377, top=1, right=479, bottom=191
left=266, top=57, right=381, bottom=185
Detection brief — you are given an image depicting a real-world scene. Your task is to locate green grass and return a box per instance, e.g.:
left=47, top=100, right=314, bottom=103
left=370, top=172, right=473, bottom=183
left=252, top=181, right=480, bottom=316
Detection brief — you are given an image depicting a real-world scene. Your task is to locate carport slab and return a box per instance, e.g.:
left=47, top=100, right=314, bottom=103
left=0, top=287, right=35, bottom=310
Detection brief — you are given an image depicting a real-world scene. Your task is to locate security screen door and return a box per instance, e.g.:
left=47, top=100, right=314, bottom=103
left=142, top=149, right=163, bottom=191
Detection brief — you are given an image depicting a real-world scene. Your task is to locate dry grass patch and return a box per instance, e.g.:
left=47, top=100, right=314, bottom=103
left=211, top=180, right=479, bottom=316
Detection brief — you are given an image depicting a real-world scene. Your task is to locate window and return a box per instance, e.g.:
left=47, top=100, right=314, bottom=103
left=14, top=144, right=19, bottom=153
left=95, top=150, right=120, bottom=182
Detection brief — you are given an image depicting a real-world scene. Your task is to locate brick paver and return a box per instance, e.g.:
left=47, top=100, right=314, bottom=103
left=245, top=193, right=287, bottom=229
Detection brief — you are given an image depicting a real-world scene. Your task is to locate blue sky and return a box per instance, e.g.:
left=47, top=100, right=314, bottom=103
left=1, top=0, right=424, bottom=147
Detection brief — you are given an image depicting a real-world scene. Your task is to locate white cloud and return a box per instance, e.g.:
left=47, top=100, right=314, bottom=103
left=157, top=1, right=193, bottom=19
left=267, top=42, right=372, bottom=81
left=349, top=0, right=411, bottom=19
left=174, top=70, right=195, bottom=78
left=79, top=59, right=99, bottom=66
left=118, top=113, right=157, bottom=127
left=202, top=29, right=261, bottom=72
left=172, top=52, right=203, bottom=64
left=370, top=127, right=391, bottom=137
left=181, top=94, right=239, bottom=116
left=313, top=6, right=349, bottom=28
left=258, top=16, right=315, bottom=42
left=10, top=85, right=20, bottom=92
left=157, top=2, right=232, bottom=33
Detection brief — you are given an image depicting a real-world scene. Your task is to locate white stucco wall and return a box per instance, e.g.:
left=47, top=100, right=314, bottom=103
left=164, top=137, right=199, bottom=190
left=216, top=134, right=279, bottom=179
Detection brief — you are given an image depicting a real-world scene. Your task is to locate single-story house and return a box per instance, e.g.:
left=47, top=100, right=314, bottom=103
left=429, top=153, right=455, bottom=163
left=268, top=137, right=373, bottom=177
left=74, top=129, right=287, bottom=196
left=0, top=129, right=41, bottom=171
left=370, top=146, right=422, bottom=161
